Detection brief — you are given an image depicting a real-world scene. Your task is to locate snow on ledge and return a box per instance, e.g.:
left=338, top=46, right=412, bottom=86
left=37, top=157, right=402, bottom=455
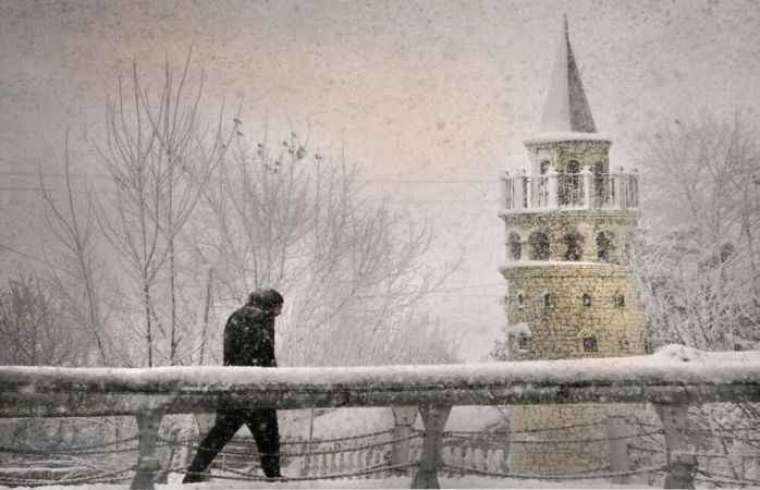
left=500, top=261, right=627, bottom=274
left=654, top=344, right=704, bottom=362
left=2, top=346, right=760, bottom=391
left=524, top=132, right=612, bottom=145
left=502, top=260, right=604, bottom=268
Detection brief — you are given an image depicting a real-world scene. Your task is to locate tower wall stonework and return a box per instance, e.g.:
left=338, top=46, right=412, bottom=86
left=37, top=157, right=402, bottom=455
left=502, top=264, right=646, bottom=360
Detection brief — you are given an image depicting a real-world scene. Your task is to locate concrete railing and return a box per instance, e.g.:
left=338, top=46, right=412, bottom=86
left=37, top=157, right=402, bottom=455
left=1, top=348, right=760, bottom=489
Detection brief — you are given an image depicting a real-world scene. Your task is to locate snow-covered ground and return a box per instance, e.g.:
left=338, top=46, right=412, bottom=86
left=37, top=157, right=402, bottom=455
left=0, top=473, right=657, bottom=490
left=3, top=477, right=759, bottom=490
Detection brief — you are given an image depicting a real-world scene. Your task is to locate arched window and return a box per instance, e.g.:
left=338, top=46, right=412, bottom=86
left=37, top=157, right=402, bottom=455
left=583, top=336, right=598, bottom=353
left=582, top=293, right=592, bottom=307
left=540, top=160, right=551, bottom=175
left=596, top=231, right=615, bottom=262
left=517, top=293, right=526, bottom=309
left=559, top=160, right=582, bottom=207
left=517, top=333, right=530, bottom=351
left=508, top=232, right=522, bottom=260
left=614, top=293, right=626, bottom=308
left=543, top=292, right=555, bottom=309
left=563, top=231, right=585, bottom=261
left=529, top=231, right=550, bottom=260
left=568, top=160, right=581, bottom=205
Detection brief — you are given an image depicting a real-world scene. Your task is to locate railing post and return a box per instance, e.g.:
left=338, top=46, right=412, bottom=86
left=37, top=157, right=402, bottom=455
left=654, top=402, right=696, bottom=489
left=616, top=166, right=626, bottom=209
left=411, top=405, right=451, bottom=489
left=131, top=410, right=162, bottom=490
left=582, top=167, right=592, bottom=209
left=606, top=415, right=631, bottom=483
left=392, top=406, right=418, bottom=474
left=631, top=168, right=639, bottom=208
left=502, top=172, right=512, bottom=210
left=547, top=168, right=558, bottom=209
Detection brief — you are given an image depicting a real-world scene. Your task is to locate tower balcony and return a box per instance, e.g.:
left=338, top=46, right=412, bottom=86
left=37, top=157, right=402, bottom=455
left=501, top=168, right=639, bottom=213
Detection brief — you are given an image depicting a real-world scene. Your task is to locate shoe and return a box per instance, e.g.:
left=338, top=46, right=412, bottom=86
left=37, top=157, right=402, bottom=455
left=182, top=471, right=211, bottom=484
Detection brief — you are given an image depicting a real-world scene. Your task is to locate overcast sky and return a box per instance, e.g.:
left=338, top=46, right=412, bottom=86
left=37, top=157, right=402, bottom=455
left=2, top=0, right=760, bottom=360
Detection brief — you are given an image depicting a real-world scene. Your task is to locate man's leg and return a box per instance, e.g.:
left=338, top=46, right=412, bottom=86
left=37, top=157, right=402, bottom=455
left=183, top=411, right=244, bottom=483
left=246, top=409, right=281, bottom=478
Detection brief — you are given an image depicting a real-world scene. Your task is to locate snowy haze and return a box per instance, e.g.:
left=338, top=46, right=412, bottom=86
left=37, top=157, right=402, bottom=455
left=2, top=1, right=760, bottom=361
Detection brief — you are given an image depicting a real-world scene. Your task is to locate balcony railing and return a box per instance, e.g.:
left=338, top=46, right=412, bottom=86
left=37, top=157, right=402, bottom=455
left=502, top=169, right=639, bottom=212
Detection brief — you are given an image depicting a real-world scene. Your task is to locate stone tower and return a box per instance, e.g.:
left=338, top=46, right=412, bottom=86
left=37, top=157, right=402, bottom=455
left=501, top=18, right=645, bottom=475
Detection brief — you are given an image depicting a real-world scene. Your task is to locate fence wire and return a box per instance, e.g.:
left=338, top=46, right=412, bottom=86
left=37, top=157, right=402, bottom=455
left=507, top=428, right=663, bottom=445
left=158, top=432, right=419, bottom=458
left=7, top=414, right=760, bottom=487
left=182, top=462, right=416, bottom=482
left=0, top=465, right=135, bottom=486
left=696, top=469, right=760, bottom=486
left=440, top=463, right=669, bottom=480
left=0, top=436, right=139, bottom=456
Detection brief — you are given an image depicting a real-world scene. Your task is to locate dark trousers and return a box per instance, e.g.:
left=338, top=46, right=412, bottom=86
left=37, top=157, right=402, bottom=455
left=184, top=408, right=281, bottom=481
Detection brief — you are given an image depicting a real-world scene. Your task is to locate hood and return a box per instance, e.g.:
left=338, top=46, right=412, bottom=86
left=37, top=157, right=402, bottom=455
left=247, top=288, right=284, bottom=311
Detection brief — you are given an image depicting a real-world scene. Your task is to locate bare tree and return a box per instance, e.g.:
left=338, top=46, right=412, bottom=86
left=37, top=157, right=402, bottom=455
left=194, top=131, right=456, bottom=366
left=0, top=274, right=85, bottom=366
left=95, top=53, right=230, bottom=367
left=39, top=130, right=112, bottom=365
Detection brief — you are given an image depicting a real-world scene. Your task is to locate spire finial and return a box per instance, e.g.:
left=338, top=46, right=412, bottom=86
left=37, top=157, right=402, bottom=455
left=538, top=16, right=597, bottom=134
left=563, top=14, right=569, bottom=40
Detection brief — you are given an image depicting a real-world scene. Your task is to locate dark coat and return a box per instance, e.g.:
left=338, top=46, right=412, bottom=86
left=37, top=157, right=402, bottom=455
left=223, top=304, right=277, bottom=367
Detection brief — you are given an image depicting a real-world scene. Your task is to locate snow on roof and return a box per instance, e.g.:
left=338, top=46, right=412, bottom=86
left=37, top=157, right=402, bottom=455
left=523, top=132, right=611, bottom=145
left=445, top=405, right=509, bottom=432
left=500, top=261, right=621, bottom=271
left=505, top=322, right=531, bottom=336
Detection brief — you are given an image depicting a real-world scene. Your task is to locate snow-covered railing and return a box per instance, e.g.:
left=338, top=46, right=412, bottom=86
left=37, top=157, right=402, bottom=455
left=502, top=169, right=639, bottom=212
left=1, top=347, right=760, bottom=489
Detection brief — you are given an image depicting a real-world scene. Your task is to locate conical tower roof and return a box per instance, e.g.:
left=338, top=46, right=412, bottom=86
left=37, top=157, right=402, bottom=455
left=539, top=16, right=597, bottom=134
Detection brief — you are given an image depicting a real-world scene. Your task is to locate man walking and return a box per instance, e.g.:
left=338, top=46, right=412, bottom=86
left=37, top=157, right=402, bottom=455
left=183, top=288, right=284, bottom=483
